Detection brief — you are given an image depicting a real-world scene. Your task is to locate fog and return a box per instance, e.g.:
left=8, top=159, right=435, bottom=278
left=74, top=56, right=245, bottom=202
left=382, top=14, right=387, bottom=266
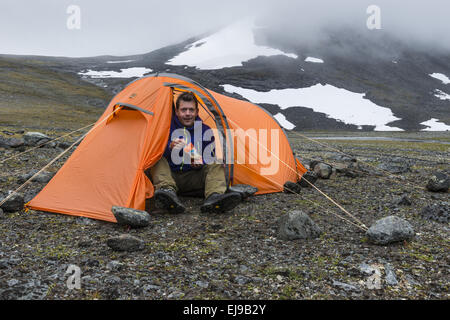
left=0, top=0, right=449, bottom=57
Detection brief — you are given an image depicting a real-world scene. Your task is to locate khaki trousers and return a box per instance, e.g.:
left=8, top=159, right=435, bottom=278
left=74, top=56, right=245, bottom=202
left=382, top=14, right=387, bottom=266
left=149, top=157, right=227, bottom=199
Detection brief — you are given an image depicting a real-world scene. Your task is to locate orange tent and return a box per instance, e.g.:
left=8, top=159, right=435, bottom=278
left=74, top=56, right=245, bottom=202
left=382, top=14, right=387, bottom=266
left=27, top=73, right=307, bottom=222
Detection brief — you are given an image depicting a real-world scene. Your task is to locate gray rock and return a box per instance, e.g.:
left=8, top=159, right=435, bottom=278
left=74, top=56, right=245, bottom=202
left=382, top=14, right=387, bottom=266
left=277, top=210, right=322, bottom=240
left=283, top=181, right=301, bottom=194
left=18, top=169, right=54, bottom=184
left=228, top=184, right=258, bottom=199
left=366, top=216, right=415, bottom=245
left=0, top=136, right=24, bottom=148
left=0, top=193, right=24, bottom=212
left=0, top=208, right=3, bottom=218
left=332, top=280, right=360, bottom=292
left=7, top=279, right=19, bottom=287
left=298, top=171, right=318, bottom=187
left=234, top=276, right=251, bottom=285
left=106, top=260, right=124, bottom=271
left=23, top=132, right=51, bottom=146
left=384, top=263, right=398, bottom=286
left=359, top=263, right=376, bottom=276
left=111, top=206, right=150, bottom=228
left=377, top=162, right=410, bottom=174
left=311, top=162, right=333, bottom=179
left=142, top=284, right=161, bottom=294
left=195, top=280, right=209, bottom=288
left=426, top=172, right=449, bottom=192
left=106, top=234, right=145, bottom=252
left=420, top=202, right=449, bottom=223
left=395, top=195, right=412, bottom=206
left=167, top=291, right=184, bottom=299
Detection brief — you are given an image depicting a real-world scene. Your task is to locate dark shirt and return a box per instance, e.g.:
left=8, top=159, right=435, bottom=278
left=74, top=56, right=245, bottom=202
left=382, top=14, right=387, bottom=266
left=163, top=115, right=216, bottom=172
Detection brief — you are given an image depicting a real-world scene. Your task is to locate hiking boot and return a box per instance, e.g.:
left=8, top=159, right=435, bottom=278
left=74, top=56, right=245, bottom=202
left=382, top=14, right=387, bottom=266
left=154, top=188, right=185, bottom=214
left=200, top=192, right=241, bottom=213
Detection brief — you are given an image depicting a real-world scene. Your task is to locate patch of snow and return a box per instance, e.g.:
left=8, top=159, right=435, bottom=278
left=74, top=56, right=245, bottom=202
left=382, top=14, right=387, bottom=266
left=433, top=89, right=450, bottom=100
left=106, top=60, right=135, bottom=64
left=430, top=73, right=450, bottom=84
left=273, top=113, right=295, bottom=130
left=392, top=60, right=398, bottom=64
left=167, top=18, right=297, bottom=70
left=78, top=67, right=152, bottom=78
left=420, top=118, right=450, bottom=131
left=305, top=57, right=324, bottom=63
left=222, top=83, right=403, bottom=131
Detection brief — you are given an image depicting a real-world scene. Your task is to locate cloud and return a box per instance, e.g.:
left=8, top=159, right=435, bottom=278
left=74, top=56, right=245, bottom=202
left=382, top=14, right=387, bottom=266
left=0, top=0, right=449, bottom=57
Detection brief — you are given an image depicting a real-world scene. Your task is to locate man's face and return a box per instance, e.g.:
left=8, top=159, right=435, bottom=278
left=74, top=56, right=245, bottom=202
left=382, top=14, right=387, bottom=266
left=175, top=100, right=198, bottom=127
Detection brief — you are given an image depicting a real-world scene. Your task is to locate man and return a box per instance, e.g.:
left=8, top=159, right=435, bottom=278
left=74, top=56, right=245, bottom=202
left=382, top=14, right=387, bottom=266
left=149, top=92, right=241, bottom=214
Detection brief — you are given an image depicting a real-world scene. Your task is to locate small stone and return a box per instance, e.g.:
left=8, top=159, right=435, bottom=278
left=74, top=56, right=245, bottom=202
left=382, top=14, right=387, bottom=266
left=7, top=279, right=19, bottom=287
left=111, top=206, right=150, bottom=228
left=234, top=276, right=251, bottom=285
left=106, top=234, right=145, bottom=252
left=395, top=195, right=412, bottom=206
left=377, top=162, right=410, bottom=174
left=283, top=181, right=301, bottom=194
left=106, top=260, right=124, bottom=271
left=359, top=263, right=376, bottom=276
left=0, top=193, right=24, bottom=212
left=420, top=202, right=449, bottom=223
left=426, top=172, right=449, bottom=192
left=384, top=263, right=398, bottom=286
left=298, top=171, right=318, bottom=187
left=277, top=210, right=322, bottom=240
left=332, top=280, right=360, bottom=292
left=195, top=281, right=209, bottom=289
left=366, top=216, right=415, bottom=245
left=167, top=291, right=184, bottom=299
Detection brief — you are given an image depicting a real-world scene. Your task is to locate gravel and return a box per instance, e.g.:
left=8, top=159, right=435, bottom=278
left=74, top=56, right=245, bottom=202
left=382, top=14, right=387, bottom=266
left=0, top=131, right=448, bottom=300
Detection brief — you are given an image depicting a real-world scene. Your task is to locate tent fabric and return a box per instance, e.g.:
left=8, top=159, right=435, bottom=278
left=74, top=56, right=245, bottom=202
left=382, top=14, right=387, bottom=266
left=27, top=74, right=307, bottom=222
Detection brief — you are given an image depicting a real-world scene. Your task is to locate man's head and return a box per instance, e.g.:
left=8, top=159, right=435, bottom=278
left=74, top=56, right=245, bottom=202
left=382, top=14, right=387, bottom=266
left=175, top=92, right=199, bottom=127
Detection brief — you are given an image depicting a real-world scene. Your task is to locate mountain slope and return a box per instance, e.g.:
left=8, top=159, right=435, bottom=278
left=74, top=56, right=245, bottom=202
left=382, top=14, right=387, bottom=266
left=2, top=20, right=450, bottom=131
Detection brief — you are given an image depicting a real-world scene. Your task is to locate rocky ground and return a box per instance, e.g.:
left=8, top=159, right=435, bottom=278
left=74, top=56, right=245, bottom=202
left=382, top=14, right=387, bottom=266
left=0, top=130, right=449, bottom=300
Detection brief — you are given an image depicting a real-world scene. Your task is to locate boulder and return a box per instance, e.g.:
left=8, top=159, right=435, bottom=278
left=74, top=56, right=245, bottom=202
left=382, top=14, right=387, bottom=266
left=0, top=193, right=24, bottom=212
left=0, top=136, right=24, bottom=148
left=311, top=162, right=333, bottom=179
left=23, top=132, right=50, bottom=146
left=111, top=206, right=150, bottom=228
left=426, top=172, right=449, bottom=192
left=106, top=234, right=145, bottom=252
left=366, top=216, right=415, bottom=245
left=283, top=181, right=301, bottom=194
left=277, top=210, right=322, bottom=240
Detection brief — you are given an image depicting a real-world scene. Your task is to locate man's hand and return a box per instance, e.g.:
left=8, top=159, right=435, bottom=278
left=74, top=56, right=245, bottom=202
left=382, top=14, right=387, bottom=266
left=170, top=138, right=186, bottom=150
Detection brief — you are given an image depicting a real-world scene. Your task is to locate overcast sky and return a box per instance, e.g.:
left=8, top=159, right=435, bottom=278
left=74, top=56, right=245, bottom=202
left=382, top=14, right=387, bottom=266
left=1, top=0, right=449, bottom=57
